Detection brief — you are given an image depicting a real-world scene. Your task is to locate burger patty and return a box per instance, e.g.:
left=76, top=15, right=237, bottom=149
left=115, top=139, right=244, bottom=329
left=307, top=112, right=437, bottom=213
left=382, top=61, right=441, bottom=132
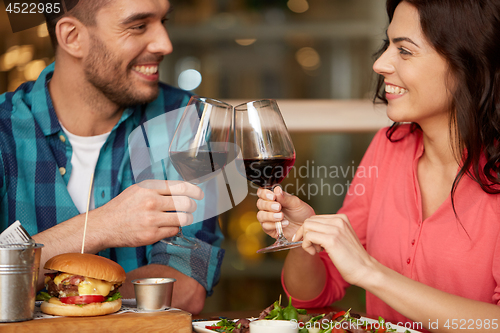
left=46, top=274, right=121, bottom=298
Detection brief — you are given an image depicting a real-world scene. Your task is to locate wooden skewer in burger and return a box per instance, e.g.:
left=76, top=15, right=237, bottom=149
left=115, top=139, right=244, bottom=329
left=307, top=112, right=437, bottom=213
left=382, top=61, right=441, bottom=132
left=40, top=173, right=126, bottom=316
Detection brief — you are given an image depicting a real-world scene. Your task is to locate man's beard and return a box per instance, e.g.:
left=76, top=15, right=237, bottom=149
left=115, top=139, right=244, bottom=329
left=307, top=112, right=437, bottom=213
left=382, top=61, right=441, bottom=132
left=83, top=35, right=159, bottom=107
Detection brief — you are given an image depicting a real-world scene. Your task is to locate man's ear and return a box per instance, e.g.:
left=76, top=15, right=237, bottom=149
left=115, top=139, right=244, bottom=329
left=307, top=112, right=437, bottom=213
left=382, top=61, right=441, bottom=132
left=55, top=17, right=88, bottom=58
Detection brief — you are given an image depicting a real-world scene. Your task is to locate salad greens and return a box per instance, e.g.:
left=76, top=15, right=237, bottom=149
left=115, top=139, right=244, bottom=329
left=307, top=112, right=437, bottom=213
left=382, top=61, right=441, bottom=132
left=265, top=296, right=306, bottom=321
left=208, top=318, right=241, bottom=332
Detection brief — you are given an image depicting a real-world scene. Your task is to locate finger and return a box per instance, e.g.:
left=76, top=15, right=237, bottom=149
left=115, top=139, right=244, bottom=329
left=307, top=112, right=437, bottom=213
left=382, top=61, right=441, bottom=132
left=162, top=196, right=198, bottom=213
left=257, top=210, right=284, bottom=224
left=292, top=225, right=305, bottom=242
left=256, top=198, right=281, bottom=213
left=160, top=211, right=194, bottom=227
left=257, top=187, right=276, bottom=201
left=259, top=221, right=281, bottom=234
left=302, top=231, right=331, bottom=253
left=139, top=180, right=204, bottom=200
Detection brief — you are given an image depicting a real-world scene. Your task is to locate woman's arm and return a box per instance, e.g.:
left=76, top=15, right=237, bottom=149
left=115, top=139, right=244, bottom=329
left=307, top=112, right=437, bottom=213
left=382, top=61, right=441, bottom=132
left=297, top=214, right=500, bottom=332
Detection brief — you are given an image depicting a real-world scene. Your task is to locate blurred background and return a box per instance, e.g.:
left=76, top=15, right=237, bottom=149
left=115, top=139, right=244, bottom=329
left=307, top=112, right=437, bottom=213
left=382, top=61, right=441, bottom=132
left=0, top=0, right=390, bottom=314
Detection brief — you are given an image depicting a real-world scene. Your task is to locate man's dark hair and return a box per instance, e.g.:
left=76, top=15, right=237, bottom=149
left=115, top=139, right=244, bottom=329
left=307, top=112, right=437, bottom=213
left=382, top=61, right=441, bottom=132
left=43, top=0, right=112, bottom=49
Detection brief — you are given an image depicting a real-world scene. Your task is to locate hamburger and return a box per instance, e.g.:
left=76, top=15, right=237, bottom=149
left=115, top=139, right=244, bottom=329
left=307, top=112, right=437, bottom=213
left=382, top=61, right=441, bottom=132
left=40, top=253, right=126, bottom=316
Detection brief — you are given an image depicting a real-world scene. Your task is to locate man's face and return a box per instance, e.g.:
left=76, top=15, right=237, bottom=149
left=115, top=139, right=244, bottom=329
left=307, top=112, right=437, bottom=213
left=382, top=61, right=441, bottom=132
left=83, top=0, right=172, bottom=107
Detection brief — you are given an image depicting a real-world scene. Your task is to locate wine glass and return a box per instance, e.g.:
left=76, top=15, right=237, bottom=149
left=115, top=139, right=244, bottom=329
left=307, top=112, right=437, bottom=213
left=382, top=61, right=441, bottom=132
left=164, top=96, right=233, bottom=248
left=234, top=99, right=302, bottom=253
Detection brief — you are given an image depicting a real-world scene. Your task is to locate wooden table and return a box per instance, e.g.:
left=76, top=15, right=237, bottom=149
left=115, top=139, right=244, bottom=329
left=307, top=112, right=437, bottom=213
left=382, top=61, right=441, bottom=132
left=0, top=309, right=192, bottom=333
left=0, top=306, right=348, bottom=332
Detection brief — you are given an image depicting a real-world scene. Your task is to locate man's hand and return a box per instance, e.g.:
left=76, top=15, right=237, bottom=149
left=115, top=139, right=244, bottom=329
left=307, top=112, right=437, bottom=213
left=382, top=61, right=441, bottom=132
left=33, top=180, right=203, bottom=290
left=91, top=180, right=204, bottom=249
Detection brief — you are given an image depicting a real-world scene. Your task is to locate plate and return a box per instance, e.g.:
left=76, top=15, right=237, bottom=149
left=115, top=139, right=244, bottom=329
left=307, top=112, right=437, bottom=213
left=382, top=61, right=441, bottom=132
left=192, top=320, right=225, bottom=333
left=192, top=318, right=423, bottom=333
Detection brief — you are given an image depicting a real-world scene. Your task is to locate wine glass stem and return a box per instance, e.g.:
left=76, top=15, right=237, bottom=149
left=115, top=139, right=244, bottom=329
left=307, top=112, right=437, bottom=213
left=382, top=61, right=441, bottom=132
left=275, top=220, right=288, bottom=243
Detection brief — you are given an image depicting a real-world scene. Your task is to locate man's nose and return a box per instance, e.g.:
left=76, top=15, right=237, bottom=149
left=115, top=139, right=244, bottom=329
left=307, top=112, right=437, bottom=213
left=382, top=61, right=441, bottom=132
left=149, top=24, right=173, bottom=55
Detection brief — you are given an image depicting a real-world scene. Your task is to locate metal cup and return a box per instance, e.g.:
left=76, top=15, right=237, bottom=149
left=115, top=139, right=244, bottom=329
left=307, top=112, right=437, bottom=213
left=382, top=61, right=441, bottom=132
left=0, top=243, right=43, bottom=322
left=131, top=278, right=176, bottom=311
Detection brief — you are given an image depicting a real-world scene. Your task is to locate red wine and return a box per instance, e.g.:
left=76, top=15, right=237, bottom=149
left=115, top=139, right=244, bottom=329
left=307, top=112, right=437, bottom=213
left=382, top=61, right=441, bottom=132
left=241, top=157, right=295, bottom=188
left=170, top=150, right=228, bottom=184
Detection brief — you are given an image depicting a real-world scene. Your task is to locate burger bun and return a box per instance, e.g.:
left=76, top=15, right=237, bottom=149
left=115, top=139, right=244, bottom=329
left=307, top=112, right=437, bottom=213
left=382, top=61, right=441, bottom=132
left=44, top=253, right=126, bottom=283
left=40, top=298, right=122, bottom=317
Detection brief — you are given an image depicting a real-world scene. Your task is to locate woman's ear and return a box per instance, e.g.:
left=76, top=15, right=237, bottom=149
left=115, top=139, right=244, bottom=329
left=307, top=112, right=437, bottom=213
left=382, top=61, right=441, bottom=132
left=54, top=17, right=88, bottom=58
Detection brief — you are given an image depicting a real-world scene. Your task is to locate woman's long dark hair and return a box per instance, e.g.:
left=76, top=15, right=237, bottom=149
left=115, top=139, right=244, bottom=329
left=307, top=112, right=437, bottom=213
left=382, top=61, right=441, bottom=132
left=374, top=0, right=500, bottom=207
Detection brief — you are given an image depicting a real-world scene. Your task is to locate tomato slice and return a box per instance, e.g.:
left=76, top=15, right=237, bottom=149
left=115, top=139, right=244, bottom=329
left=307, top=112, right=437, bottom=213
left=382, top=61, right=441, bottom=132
left=332, top=310, right=346, bottom=321
left=60, top=295, right=106, bottom=304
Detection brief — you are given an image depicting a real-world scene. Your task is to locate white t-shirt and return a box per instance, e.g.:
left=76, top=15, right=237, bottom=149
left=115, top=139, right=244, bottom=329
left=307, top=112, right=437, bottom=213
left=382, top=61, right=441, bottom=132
left=61, top=125, right=111, bottom=214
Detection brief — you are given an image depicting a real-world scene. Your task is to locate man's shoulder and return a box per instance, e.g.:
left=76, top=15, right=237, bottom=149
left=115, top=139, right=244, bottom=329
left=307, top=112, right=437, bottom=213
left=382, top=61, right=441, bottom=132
left=0, top=81, right=36, bottom=115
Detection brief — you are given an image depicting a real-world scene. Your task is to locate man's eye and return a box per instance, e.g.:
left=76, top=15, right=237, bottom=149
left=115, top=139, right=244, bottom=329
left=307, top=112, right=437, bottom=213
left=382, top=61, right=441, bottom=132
left=132, top=24, right=146, bottom=30
left=398, top=47, right=412, bottom=56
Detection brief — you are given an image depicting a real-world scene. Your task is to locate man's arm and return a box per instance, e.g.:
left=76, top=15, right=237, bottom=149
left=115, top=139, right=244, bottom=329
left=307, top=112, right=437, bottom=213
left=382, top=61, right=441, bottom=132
left=122, top=264, right=206, bottom=315
left=32, top=180, right=203, bottom=290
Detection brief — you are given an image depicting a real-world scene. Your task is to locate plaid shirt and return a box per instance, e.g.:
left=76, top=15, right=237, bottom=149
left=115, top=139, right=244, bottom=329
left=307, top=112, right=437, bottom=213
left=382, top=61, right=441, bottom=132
left=0, top=63, right=224, bottom=295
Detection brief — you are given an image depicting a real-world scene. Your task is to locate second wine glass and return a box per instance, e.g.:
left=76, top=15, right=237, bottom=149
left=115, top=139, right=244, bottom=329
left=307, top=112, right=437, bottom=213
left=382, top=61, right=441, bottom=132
left=235, top=99, right=302, bottom=253
left=164, top=96, right=233, bottom=248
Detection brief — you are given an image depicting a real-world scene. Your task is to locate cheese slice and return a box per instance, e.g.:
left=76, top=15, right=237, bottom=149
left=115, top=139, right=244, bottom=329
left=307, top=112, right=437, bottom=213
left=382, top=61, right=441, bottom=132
left=53, top=273, right=73, bottom=286
left=52, top=273, right=115, bottom=296
left=78, top=277, right=114, bottom=296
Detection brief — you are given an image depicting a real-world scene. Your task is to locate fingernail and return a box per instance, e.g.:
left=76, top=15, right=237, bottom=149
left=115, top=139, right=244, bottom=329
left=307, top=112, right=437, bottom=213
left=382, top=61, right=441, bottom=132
left=271, top=203, right=280, bottom=211
left=267, top=193, right=274, bottom=200
left=292, top=233, right=296, bottom=242
left=281, top=220, right=289, bottom=227
left=276, top=186, right=283, bottom=195
left=273, top=213, right=282, bottom=219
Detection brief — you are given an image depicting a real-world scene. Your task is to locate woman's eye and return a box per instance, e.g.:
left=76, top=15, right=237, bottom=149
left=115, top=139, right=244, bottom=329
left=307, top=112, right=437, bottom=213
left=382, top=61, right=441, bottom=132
left=398, top=47, right=412, bottom=56
left=161, top=18, right=168, bottom=25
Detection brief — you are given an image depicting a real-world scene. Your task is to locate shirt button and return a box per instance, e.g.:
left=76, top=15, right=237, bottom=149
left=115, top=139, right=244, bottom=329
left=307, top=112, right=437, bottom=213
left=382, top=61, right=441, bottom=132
left=59, top=135, right=66, bottom=143
left=101, top=191, right=105, bottom=198
left=411, top=239, right=415, bottom=246
left=407, top=258, right=411, bottom=264
left=59, top=167, right=66, bottom=176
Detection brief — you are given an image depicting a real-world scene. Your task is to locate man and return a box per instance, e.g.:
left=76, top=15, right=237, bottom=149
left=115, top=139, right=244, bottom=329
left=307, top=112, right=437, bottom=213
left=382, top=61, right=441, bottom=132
left=0, top=0, right=224, bottom=314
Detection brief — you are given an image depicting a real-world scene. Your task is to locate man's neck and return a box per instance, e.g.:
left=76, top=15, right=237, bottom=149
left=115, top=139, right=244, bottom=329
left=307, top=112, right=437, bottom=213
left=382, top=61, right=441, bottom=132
left=49, top=60, right=124, bottom=136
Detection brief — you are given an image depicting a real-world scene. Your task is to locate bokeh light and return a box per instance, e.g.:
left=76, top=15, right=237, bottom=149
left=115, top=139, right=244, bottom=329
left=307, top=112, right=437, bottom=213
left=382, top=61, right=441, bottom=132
left=287, top=0, right=309, bottom=14
left=295, top=47, right=321, bottom=70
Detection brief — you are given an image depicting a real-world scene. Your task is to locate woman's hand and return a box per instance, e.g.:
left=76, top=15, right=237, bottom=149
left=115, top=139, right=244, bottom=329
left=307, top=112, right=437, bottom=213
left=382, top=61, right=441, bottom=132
left=294, top=214, right=377, bottom=287
left=256, top=186, right=315, bottom=240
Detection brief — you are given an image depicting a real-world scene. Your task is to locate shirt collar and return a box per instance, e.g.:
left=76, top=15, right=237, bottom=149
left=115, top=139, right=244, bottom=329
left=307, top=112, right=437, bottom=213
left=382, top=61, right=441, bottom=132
left=31, top=62, right=139, bottom=137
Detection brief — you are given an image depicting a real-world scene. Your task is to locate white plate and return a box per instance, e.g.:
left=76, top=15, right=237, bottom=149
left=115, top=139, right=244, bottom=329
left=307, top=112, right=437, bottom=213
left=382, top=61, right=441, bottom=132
left=192, top=317, right=423, bottom=333
left=192, top=320, right=228, bottom=333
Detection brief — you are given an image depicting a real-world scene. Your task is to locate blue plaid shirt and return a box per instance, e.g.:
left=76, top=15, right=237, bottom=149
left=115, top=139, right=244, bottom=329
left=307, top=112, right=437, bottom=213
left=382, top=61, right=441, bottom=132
left=0, top=63, right=224, bottom=295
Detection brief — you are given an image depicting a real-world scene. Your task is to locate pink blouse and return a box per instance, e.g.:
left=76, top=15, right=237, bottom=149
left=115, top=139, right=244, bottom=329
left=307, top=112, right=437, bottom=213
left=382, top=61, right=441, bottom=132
left=284, top=125, right=500, bottom=325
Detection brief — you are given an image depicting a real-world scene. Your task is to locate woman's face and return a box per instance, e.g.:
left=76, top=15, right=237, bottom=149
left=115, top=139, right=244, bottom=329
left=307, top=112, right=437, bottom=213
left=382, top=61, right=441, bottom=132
left=373, top=1, right=454, bottom=127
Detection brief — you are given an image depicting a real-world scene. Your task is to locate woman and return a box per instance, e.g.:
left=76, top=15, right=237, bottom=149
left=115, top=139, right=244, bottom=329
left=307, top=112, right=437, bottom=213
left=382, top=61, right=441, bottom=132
left=256, top=0, right=500, bottom=331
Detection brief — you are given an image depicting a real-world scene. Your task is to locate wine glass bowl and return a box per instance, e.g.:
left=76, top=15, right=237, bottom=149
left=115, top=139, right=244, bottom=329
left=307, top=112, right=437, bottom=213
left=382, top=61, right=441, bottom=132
left=165, top=96, right=234, bottom=248
left=235, top=99, right=302, bottom=253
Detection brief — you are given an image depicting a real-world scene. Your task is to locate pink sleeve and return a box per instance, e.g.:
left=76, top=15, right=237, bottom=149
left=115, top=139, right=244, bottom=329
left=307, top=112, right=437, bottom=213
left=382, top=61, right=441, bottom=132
left=282, top=252, right=350, bottom=308
left=282, top=128, right=389, bottom=308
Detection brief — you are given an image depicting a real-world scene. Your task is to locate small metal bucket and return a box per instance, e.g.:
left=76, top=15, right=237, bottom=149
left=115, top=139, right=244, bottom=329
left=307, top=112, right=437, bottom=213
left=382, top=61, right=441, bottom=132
left=132, top=278, right=176, bottom=311
left=0, top=242, right=43, bottom=322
